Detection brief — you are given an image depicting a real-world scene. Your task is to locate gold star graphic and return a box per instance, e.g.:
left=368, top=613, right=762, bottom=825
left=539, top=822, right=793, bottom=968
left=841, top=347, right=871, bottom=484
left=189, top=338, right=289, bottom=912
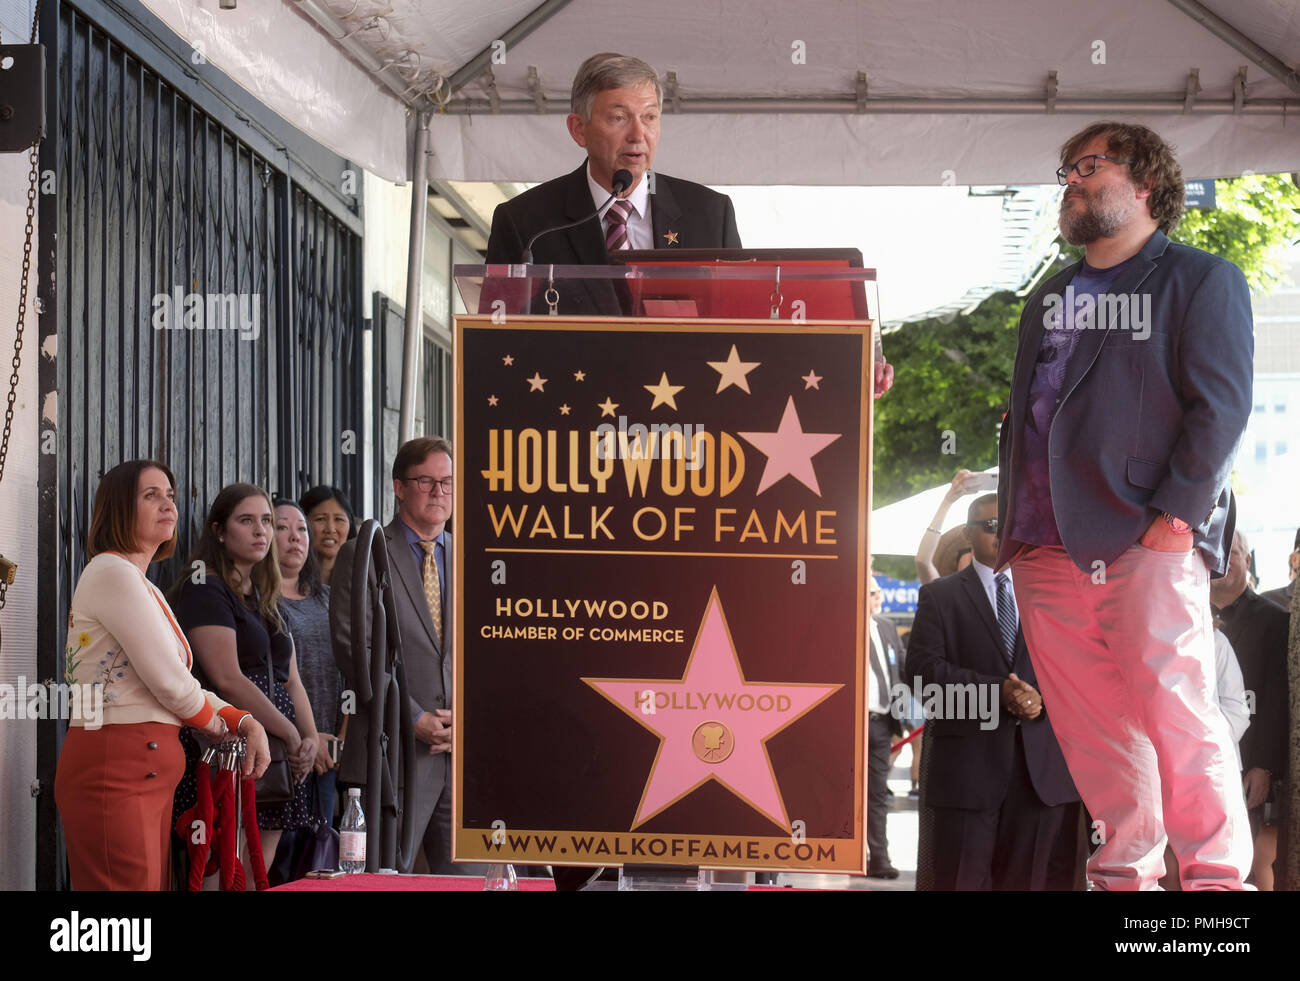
left=574, top=370, right=586, bottom=382
left=559, top=404, right=571, bottom=415
left=707, top=344, right=761, bottom=394
left=487, top=395, right=499, bottom=406
left=526, top=372, right=548, bottom=392
left=663, top=230, right=679, bottom=245
left=644, top=372, right=684, bottom=411
left=802, top=370, right=822, bottom=390
left=598, top=397, right=619, bottom=418
left=502, top=354, right=514, bottom=366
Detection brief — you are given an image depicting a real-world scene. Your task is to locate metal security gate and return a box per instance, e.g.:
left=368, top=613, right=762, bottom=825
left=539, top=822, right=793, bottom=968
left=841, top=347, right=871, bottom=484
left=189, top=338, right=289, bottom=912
left=371, top=291, right=452, bottom=525
left=35, top=0, right=364, bottom=889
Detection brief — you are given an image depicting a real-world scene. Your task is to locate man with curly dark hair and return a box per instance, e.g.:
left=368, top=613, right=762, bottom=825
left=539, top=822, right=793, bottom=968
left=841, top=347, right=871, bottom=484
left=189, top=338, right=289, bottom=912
left=996, top=121, right=1255, bottom=890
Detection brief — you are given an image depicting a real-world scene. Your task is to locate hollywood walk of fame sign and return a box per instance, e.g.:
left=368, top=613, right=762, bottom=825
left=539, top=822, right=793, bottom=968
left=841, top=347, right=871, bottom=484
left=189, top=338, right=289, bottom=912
left=453, top=316, right=872, bottom=872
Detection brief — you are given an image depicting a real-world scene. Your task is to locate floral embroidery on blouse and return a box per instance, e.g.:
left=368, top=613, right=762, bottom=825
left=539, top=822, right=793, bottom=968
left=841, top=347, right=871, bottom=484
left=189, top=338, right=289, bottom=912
left=63, top=631, right=94, bottom=686
left=93, top=647, right=129, bottom=703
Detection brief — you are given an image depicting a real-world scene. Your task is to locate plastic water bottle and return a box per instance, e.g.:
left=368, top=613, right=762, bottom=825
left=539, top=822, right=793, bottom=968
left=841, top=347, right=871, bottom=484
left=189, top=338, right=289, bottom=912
left=339, top=788, right=366, bottom=873
left=483, top=864, right=518, bottom=891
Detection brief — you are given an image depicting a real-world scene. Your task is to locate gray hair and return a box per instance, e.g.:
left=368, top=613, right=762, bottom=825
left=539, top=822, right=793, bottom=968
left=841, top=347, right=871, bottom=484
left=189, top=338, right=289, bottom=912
left=570, top=52, right=661, bottom=121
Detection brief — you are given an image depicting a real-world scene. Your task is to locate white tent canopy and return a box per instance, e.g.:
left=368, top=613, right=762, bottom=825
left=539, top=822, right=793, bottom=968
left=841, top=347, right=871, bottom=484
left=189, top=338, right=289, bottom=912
left=142, top=0, right=1300, bottom=185
left=869, top=470, right=999, bottom=556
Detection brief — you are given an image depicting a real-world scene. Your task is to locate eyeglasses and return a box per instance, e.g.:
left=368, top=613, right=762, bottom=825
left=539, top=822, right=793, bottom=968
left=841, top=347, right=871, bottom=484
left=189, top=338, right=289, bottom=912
left=967, top=518, right=999, bottom=534
left=1056, top=153, right=1133, bottom=185
left=403, top=475, right=454, bottom=495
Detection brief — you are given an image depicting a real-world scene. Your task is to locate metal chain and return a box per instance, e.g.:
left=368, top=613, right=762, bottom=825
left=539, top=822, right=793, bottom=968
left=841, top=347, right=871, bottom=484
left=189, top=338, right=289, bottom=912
left=0, top=0, right=44, bottom=493
left=0, top=140, right=40, bottom=492
left=0, top=2, right=45, bottom=610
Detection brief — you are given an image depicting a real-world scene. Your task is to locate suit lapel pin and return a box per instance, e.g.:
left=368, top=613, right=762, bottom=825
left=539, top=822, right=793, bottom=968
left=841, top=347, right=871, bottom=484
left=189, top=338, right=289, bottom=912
left=664, top=230, right=679, bottom=246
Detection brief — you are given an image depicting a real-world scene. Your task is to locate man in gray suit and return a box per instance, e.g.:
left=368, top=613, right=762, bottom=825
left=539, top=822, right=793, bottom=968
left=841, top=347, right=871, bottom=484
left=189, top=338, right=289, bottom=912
left=996, top=122, right=1254, bottom=890
left=331, top=436, right=457, bottom=873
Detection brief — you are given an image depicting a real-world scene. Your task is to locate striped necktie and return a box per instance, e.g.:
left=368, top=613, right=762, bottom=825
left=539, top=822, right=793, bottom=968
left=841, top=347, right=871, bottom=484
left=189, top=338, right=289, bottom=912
left=419, top=540, right=443, bottom=643
left=995, top=572, right=1017, bottom=667
left=605, top=199, right=634, bottom=251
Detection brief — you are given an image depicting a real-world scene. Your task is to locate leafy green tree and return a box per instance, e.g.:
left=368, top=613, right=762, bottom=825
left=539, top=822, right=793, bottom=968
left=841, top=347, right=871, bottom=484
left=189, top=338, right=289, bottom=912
left=1169, top=175, right=1300, bottom=291
left=874, top=174, right=1299, bottom=521
left=873, top=292, right=1019, bottom=509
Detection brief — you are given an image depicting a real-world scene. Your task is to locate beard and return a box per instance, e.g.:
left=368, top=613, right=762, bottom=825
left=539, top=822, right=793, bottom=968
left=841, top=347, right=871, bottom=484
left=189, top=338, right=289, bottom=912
left=1058, top=182, right=1136, bottom=245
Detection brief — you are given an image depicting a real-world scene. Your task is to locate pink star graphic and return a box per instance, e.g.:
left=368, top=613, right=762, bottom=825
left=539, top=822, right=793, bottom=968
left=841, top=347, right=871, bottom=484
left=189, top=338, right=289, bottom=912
left=738, top=396, right=842, bottom=496
left=584, top=588, right=840, bottom=831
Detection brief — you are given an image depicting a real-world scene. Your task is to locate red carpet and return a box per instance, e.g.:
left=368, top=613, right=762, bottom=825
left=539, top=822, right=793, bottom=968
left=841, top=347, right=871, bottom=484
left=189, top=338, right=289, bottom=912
left=274, top=874, right=556, bottom=891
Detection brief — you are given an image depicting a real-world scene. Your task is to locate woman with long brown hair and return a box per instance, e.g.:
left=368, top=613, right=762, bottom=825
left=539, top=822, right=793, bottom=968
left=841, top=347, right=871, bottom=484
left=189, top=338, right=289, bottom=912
left=55, top=460, right=271, bottom=890
left=171, top=483, right=319, bottom=883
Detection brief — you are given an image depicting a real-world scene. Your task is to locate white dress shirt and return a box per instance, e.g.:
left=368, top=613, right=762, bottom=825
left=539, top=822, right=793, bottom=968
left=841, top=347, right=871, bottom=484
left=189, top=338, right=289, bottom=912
left=1212, top=628, right=1250, bottom=770
left=971, top=557, right=1015, bottom=621
left=587, top=163, right=654, bottom=251
left=867, top=616, right=894, bottom=715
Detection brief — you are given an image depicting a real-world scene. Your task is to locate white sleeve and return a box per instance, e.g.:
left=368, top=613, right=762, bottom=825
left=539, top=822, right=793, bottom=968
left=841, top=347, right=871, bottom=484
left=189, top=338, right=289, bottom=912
left=1213, top=628, right=1251, bottom=749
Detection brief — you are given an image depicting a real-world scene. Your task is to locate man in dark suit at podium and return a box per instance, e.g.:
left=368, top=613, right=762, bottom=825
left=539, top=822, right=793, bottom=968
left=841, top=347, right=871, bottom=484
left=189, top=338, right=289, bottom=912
left=907, top=494, right=1080, bottom=889
left=485, top=52, right=742, bottom=266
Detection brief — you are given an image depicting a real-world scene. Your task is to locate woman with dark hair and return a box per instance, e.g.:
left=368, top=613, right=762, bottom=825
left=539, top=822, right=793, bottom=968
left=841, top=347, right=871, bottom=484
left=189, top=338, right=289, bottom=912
left=274, top=497, right=344, bottom=825
left=171, top=483, right=318, bottom=883
left=299, top=485, right=356, bottom=586
left=55, top=460, right=271, bottom=890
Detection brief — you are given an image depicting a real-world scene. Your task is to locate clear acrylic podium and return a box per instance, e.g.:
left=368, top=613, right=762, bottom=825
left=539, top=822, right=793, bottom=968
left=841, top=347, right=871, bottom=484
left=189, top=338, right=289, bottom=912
left=454, top=249, right=879, bottom=324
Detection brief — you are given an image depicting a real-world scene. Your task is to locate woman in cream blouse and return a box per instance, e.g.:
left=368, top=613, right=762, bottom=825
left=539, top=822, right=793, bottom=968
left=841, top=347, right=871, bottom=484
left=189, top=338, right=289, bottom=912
left=55, top=459, right=271, bottom=890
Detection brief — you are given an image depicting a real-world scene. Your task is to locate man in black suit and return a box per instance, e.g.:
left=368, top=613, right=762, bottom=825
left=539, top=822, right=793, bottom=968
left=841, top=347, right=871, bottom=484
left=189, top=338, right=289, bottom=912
left=907, top=495, right=1079, bottom=890
left=331, top=437, right=458, bottom=873
left=866, top=576, right=905, bottom=878
left=997, top=122, right=1254, bottom=889
left=485, top=52, right=741, bottom=270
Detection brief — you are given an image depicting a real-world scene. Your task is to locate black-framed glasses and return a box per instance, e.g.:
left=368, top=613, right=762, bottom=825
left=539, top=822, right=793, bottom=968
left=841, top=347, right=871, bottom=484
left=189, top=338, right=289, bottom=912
left=1056, top=154, right=1133, bottom=185
left=403, top=475, right=454, bottom=495
left=967, top=518, right=999, bottom=534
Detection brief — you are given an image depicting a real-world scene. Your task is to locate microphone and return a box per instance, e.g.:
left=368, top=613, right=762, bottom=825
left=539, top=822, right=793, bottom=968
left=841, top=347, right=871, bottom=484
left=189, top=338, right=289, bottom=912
left=522, top=169, right=635, bottom=264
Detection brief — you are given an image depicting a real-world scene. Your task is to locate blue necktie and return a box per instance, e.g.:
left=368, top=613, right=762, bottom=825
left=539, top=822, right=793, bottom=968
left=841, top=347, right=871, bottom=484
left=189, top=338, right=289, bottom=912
left=995, top=573, right=1017, bottom=667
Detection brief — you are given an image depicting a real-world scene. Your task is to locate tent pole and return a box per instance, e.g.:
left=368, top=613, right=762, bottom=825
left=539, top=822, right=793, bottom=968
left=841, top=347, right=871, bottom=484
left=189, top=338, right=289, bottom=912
left=399, top=112, right=431, bottom=443
left=1165, top=0, right=1300, bottom=95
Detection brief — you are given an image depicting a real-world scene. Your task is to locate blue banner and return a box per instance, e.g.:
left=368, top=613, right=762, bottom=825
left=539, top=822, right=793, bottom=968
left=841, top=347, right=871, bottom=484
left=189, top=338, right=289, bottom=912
left=877, top=575, right=920, bottom=613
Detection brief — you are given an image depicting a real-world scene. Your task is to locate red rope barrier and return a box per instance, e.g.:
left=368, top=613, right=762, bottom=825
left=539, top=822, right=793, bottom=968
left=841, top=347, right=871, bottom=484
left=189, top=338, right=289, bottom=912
left=889, top=723, right=925, bottom=754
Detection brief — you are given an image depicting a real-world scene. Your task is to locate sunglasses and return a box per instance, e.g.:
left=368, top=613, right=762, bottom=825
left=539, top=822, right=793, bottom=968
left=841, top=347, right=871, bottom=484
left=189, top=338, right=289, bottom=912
left=967, top=518, right=999, bottom=534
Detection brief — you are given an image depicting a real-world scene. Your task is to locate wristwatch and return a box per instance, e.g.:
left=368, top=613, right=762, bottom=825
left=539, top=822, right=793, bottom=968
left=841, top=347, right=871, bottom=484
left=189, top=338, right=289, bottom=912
left=1161, top=511, right=1191, bottom=534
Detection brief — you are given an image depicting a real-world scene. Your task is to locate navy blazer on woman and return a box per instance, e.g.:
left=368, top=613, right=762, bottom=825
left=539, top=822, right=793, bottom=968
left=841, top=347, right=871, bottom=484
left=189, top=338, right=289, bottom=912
left=996, top=230, right=1254, bottom=576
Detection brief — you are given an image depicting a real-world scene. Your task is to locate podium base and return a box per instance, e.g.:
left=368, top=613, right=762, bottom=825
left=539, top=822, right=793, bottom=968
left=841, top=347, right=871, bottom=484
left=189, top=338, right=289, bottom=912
left=617, top=865, right=714, bottom=891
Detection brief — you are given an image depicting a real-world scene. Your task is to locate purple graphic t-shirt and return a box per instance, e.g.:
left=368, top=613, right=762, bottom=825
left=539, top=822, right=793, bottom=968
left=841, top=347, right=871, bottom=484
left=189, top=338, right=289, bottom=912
left=1010, top=255, right=1138, bottom=546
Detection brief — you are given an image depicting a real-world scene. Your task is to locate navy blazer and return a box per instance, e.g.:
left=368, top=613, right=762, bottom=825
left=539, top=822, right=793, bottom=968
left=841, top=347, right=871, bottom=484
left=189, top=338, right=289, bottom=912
left=996, top=230, right=1253, bottom=576
left=905, top=566, right=1078, bottom=810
